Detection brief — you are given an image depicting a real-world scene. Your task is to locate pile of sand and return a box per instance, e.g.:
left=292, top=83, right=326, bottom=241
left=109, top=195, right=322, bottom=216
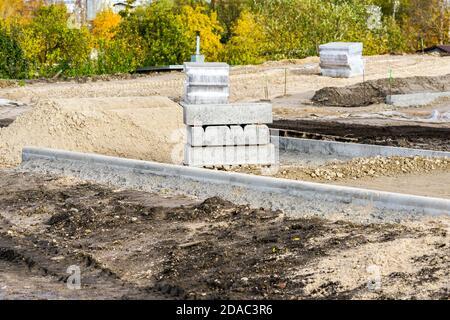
left=0, top=96, right=184, bottom=167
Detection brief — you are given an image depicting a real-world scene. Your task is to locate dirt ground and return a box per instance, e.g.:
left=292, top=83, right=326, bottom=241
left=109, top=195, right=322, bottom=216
left=311, top=74, right=450, bottom=107
left=0, top=170, right=448, bottom=300
left=1, top=55, right=450, bottom=105
left=0, top=54, right=449, bottom=300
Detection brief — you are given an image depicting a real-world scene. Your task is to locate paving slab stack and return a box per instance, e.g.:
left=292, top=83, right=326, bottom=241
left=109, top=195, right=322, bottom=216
left=182, top=62, right=276, bottom=167
left=319, top=42, right=364, bottom=78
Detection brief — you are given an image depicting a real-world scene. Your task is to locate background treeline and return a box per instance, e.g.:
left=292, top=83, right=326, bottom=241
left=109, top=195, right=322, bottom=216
left=0, top=0, right=449, bottom=79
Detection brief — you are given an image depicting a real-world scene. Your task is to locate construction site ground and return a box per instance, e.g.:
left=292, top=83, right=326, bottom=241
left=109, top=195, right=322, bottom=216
left=0, top=170, right=448, bottom=300
left=0, top=54, right=449, bottom=299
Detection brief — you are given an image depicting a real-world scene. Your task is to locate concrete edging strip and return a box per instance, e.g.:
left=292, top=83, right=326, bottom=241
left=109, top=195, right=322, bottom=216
left=22, top=147, right=450, bottom=216
left=278, top=136, right=450, bottom=159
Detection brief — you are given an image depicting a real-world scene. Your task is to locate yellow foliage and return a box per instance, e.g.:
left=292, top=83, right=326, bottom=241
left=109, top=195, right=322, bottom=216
left=0, top=0, right=42, bottom=24
left=92, top=9, right=122, bottom=41
left=0, top=0, right=24, bottom=21
left=225, top=11, right=266, bottom=65
left=179, top=5, right=223, bottom=61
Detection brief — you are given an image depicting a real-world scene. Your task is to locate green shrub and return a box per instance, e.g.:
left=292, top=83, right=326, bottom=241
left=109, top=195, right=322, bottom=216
left=0, top=25, right=29, bottom=79
left=19, top=4, right=92, bottom=77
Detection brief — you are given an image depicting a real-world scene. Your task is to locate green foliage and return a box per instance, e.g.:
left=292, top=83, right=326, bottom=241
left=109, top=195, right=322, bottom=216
left=250, top=0, right=385, bottom=59
left=119, top=1, right=192, bottom=66
left=19, top=4, right=92, bottom=77
left=0, top=24, right=29, bottom=79
left=93, top=36, right=145, bottom=74
left=1, top=0, right=448, bottom=78
left=224, top=11, right=266, bottom=65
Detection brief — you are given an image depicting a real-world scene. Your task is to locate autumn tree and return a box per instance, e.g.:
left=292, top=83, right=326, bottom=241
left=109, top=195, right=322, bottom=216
left=224, top=10, right=266, bottom=65
left=0, top=0, right=42, bottom=23
left=19, top=4, right=92, bottom=77
left=92, top=9, right=122, bottom=41
left=118, top=0, right=191, bottom=66
left=178, top=5, right=224, bottom=61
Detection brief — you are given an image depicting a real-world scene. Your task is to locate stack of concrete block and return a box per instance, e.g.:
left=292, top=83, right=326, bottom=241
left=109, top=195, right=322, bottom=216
left=319, top=42, right=364, bottom=78
left=182, top=62, right=276, bottom=167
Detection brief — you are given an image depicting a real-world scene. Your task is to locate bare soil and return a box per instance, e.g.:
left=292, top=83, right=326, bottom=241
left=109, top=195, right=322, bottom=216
left=0, top=170, right=448, bottom=300
left=312, top=74, right=450, bottom=107
left=272, top=119, right=450, bottom=151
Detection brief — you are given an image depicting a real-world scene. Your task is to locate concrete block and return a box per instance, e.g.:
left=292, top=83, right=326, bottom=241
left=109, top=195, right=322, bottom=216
left=187, top=125, right=270, bottom=146
left=319, top=54, right=363, bottom=67
left=183, top=85, right=229, bottom=105
left=186, top=126, right=204, bottom=147
left=182, top=103, right=273, bottom=126
left=21, top=147, right=450, bottom=216
left=319, top=42, right=364, bottom=78
left=230, top=125, right=245, bottom=145
left=319, top=42, right=363, bottom=55
left=320, top=65, right=364, bottom=78
left=386, top=92, right=450, bottom=107
left=203, top=126, right=233, bottom=146
left=278, top=136, right=450, bottom=159
left=244, top=125, right=270, bottom=145
left=184, top=144, right=276, bottom=167
left=184, top=62, right=229, bottom=86
left=183, top=62, right=230, bottom=104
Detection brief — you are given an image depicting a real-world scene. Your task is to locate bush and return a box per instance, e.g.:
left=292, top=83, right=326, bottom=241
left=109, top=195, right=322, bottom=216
left=179, top=5, right=224, bottom=61
left=19, top=4, right=92, bottom=77
left=119, top=1, right=191, bottom=66
left=224, top=11, right=266, bottom=65
left=0, top=24, right=29, bottom=79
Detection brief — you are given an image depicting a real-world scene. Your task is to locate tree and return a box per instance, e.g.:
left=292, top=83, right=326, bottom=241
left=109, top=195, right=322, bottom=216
left=118, top=0, right=192, bottom=66
left=224, top=10, right=266, bottom=65
left=0, top=0, right=24, bottom=21
left=92, top=9, right=122, bottom=41
left=19, top=4, right=92, bottom=77
left=0, top=0, right=42, bottom=23
left=178, top=5, right=224, bottom=61
left=0, top=24, right=29, bottom=79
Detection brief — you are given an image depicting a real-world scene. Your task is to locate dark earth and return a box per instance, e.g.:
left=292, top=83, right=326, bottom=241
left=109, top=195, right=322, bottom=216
left=271, top=119, right=450, bottom=151
left=312, top=74, right=450, bottom=107
left=0, top=170, right=448, bottom=300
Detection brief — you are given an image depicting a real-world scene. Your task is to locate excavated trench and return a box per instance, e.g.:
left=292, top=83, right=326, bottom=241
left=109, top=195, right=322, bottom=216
left=271, top=119, right=450, bottom=152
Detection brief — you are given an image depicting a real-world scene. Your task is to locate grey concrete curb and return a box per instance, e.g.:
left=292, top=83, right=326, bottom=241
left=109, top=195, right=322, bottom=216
left=22, top=147, right=450, bottom=216
left=386, top=92, right=450, bottom=107
left=278, top=136, right=450, bottom=159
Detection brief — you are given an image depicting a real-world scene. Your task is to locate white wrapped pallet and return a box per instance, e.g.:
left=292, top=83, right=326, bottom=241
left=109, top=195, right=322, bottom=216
left=319, top=42, right=364, bottom=78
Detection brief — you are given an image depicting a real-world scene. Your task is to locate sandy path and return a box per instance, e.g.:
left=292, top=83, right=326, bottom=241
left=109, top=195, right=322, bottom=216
left=335, top=171, right=450, bottom=199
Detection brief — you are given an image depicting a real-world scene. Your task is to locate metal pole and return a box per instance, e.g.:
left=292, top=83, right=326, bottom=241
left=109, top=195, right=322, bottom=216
left=196, top=31, right=201, bottom=55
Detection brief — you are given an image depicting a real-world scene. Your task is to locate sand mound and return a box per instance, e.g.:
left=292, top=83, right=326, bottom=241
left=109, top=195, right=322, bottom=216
left=0, top=96, right=184, bottom=167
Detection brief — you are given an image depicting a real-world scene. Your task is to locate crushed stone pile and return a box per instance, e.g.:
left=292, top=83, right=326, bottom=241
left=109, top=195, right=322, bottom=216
left=0, top=96, right=184, bottom=167
left=229, top=156, right=450, bottom=182
left=278, top=156, right=450, bottom=181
